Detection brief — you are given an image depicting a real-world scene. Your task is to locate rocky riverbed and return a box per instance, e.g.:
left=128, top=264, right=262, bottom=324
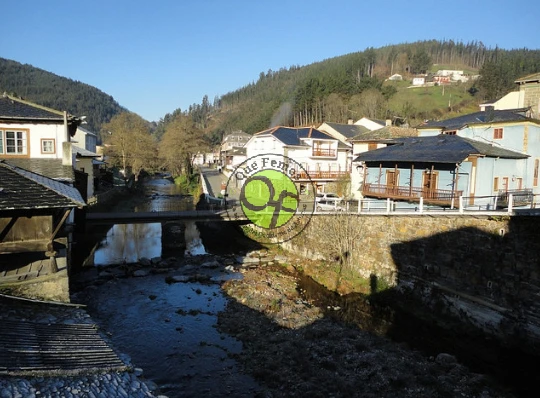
left=218, top=262, right=515, bottom=398
left=68, top=249, right=517, bottom=397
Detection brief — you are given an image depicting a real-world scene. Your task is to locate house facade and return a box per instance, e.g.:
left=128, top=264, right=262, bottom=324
left=0, top=94, right=102, bottom=201
left=348, top=126, right=418, bottom=200
left=478, top=72, right=540, bottom=118
left=220, top=130, right=251, bottom=167
left=244, top=126, right=350, bottom=194
left=355, top=135, right=529, bottom=209
left=417, top=108, right=540, bottom=199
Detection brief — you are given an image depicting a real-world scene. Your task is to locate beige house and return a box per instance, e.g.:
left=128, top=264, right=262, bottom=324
left=479, top=72, right=540, bottom=118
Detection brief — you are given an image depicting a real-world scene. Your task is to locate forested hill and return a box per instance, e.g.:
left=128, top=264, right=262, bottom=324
left=207, top=40, right=540, bottom=135
left=0, top=57, right=125, bottom=133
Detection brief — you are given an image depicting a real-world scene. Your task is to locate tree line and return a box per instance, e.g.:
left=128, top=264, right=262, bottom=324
left=0, top=57, right=125, bottom=133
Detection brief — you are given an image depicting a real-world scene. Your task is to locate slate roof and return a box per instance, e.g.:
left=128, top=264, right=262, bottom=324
left=320, top=122, right=370, bottom=139
left=418, top=109, right=533, bottom=131
left=1, top=158, right=75, bottom=182
left=73, top=145, right=99, bottom=157
left=515, top=72, right=540, bottom=84
left=354, top=135, right=528, bottom=164
left=0, top=161, right=85, bottom=211
left=0, top=95, right=64, bottom=121
left=350, top=126, right=417, bottom=141
left=255, top=126, right=335, bottom=146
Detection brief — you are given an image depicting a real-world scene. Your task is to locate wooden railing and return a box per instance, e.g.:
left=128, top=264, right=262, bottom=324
left=363, top=183, right=463, bottom=205
left=295, top=170, right=349, bottom=180
left=311, top=148, right=336, bottom=157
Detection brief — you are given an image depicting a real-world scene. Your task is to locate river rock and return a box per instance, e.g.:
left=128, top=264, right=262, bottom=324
left=201, top=260, right=220, bottom=269
left=139, top=257, right=151, bottom=266
left=435, top=353, right=457, bottom=365
left=169, top=275, right=190, bottom=283
left=133, top=269, right=150, bottom=277
left=236, top=256, right=259, bottom=265
left=274, top=254, right=289, bottom=263
left=151, top=256, right=162, bottom=265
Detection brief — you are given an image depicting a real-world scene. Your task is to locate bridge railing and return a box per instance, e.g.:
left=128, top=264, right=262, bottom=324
left=308, top=193, right=540, bottom=215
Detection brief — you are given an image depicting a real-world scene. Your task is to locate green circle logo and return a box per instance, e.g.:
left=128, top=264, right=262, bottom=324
left=240, top=169, right=298, bottom=228
left=225, top=154, right=315, bottom=244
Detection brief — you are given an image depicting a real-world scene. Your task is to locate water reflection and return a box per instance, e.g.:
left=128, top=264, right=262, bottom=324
left=184, top=221, right=206, bottom=256
left=94, top=223, right=161, bottom=266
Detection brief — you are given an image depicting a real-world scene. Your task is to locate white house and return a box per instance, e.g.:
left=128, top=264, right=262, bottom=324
left=412, top=76, right=426, bottom=86
left=0, top=94, right=98, bottom=201
left=244, top=126, right=350, bottom=194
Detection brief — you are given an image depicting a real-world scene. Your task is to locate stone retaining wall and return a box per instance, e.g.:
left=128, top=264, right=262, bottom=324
left=283, top=214, right=540, bottom=353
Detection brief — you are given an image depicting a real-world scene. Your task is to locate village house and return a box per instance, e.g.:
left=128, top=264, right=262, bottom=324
left=355, top=135, right=528, bottom=209
left=479, top=72, right=540, bottom=118
left=348, top=125, right=418, bottom=200
left=417, top=108, right=540, bottom=204
left=0, top=94, right=101, bottom=201
left=244, top=126, right=350, bottom=194
left=220, top=130, right=250, bottom=168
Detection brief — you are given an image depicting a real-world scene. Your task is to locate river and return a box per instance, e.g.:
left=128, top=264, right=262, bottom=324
left=72, top=176, right=532, bottom=397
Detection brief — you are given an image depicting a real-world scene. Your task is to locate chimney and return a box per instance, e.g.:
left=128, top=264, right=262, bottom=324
left=347, top=119, right=354, bottom=125
left=385, top=119, right=392, bottom=127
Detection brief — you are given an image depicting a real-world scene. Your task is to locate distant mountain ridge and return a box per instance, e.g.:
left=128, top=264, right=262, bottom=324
left=0, top=57, right=126, bottom=133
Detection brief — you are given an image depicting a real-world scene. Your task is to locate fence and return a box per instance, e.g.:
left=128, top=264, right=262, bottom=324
left=315, top=193, right=540, bottom=215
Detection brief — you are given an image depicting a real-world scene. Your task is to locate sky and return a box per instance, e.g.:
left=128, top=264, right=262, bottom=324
left=1, top=0, right=539, bottom=123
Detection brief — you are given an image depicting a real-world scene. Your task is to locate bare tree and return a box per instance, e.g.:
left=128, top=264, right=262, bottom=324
left=102, top=112, right=156, bottom=182
left=159, top=113, right=207, bottom=177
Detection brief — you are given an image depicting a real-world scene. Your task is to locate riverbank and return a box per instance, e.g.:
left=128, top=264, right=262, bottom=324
left=69, top=247, right=516, bottom=397
left=218, top=264, right=515, bottom=398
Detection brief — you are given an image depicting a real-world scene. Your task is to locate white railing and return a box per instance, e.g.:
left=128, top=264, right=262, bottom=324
left=307, top=193, right=540, bottom=215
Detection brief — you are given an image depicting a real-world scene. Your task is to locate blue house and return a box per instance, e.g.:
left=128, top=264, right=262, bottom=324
left=417, top=108, right=540, bottom=200
left=355, top=135, right=528, bottom=208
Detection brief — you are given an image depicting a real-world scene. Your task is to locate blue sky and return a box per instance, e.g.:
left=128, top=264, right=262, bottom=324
left=1, top=0, right=539, bottom=122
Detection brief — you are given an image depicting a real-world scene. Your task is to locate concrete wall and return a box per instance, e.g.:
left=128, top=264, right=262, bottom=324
left=283, top=214, right=540, bottom=353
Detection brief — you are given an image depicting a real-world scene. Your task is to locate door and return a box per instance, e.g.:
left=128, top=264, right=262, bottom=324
left=422, top=171, right=438, bottom=199
left=386, top=170, right=399, bottom=195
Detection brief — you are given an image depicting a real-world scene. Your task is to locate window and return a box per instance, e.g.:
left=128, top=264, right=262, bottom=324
left=0, top=130, right=28, bottom=155
left=443, top=130, right=457, bottom=136
left=494, top=128, right=503, bottom=140
left=368, top=143, right=377, bottom=151
left=41, top=139, right=55, bottom=154
left=502, top=177, right=509, bottom=192
left=516, top=177, right=523, bottom=190
left=493, top=177, right=499, bottom=191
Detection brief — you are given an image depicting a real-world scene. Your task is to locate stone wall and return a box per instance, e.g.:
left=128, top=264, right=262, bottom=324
left=283, top=214, right=540, bottom=353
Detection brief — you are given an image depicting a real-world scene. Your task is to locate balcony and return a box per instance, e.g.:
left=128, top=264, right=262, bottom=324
left=311, top=148, right=336, bottom=157
left=295, top=170, right=349, bottom=180
left=362, top=183, right=463, bottom=206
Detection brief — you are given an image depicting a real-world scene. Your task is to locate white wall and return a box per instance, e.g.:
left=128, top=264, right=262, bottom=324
left=0, top=122, right=67, bottom=159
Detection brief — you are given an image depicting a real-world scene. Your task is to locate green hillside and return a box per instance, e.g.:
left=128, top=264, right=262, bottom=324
left=204, top=40, right=540, bottom=135
left=0, top=57, right=126, bottom=133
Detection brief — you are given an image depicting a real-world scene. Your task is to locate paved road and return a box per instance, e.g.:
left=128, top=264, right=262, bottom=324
left=201, top=166, right=240, bottom=200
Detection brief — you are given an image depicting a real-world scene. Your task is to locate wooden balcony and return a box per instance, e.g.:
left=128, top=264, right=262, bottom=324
left=311, top=149, right=336, bottom=157
left=295, top=170, right=349, bottom=180
left=362, top=183, right=463, bottom=206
